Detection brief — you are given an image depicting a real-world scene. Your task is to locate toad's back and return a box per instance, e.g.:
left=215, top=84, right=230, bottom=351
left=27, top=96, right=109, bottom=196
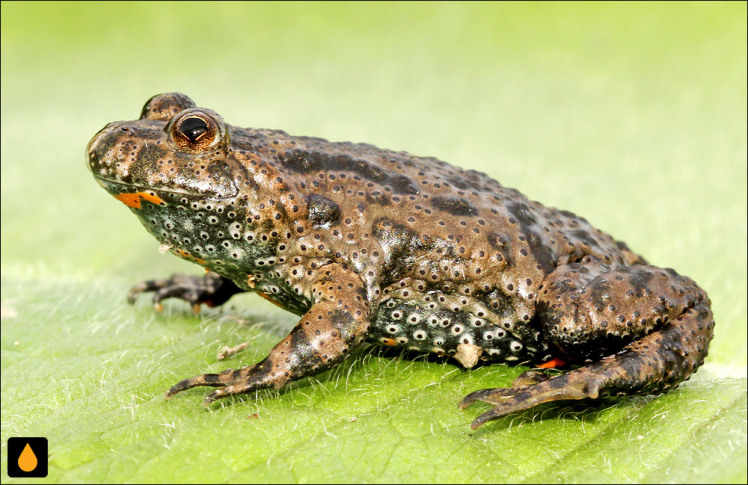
left=87, top=93, right=712, bottom=429
left=227, top=131, right=641, bottom=365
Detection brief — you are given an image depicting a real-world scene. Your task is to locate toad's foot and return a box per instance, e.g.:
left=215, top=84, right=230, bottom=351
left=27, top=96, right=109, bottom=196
left=165, top=364, right=280, bottom=405
left=127, top=271, right=243, bottom=312
left=459, top=368, right=601, bottom=429
left=459, top=369, right=552, bottom=413
left=165, top=368, right=238, bottom=401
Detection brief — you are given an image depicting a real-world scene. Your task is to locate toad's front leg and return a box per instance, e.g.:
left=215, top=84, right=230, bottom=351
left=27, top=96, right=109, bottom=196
left=165, top=263, right=371, bottom=405
left=128, top=271, right=244, bottom=312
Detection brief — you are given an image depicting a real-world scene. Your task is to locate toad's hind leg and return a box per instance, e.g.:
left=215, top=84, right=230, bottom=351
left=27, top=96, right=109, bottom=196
left=165, top=263, right=371, bottom=404
left=460, top=261, right=714, bottom=429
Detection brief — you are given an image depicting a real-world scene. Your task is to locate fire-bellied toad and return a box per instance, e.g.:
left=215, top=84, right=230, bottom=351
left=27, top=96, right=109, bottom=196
left=87, top=93, right=714, bottom=429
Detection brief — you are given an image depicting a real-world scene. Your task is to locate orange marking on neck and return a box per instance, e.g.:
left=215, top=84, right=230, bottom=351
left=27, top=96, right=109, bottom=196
left=381, top=338, right=398, bottom=347
left=114, top=192, right=165, bottom=209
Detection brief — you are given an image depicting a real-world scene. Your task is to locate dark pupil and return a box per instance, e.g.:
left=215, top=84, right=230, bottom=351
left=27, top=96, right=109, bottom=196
left=179, top=117, right=209, bottom=142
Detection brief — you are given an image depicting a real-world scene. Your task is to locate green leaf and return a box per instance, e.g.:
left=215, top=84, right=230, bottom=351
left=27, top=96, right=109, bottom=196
left=2, top=2, right=745, bottom=483
left=1, top=275, right=746, bottom=483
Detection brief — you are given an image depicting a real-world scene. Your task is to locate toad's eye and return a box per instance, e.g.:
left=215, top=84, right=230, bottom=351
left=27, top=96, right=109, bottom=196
left=169, top=109, right=224, bottom=151
left=178, top=116, right=209, bottom=142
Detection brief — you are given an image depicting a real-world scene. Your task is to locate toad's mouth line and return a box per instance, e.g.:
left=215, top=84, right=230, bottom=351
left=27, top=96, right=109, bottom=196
left=92, top=175, right=236, bottom=199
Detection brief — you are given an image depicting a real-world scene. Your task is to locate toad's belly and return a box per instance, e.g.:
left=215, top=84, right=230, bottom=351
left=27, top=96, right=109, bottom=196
left=369, top=296, right=550, bottom=365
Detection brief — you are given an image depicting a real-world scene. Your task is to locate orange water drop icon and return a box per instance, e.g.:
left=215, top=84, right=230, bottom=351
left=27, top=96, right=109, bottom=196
left=18, top=443, right=38, bottom=472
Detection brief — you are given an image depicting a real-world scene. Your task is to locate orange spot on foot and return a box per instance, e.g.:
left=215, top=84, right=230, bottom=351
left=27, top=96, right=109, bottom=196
left=114, top=191, right=165, bottom=209
left=537, top=357, right=566, bottom=369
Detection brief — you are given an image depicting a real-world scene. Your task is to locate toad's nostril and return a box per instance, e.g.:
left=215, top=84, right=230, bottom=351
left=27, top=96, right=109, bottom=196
left=85, top=153, right=96, bottom=172
left=86, top=138, right=99, bottom=164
